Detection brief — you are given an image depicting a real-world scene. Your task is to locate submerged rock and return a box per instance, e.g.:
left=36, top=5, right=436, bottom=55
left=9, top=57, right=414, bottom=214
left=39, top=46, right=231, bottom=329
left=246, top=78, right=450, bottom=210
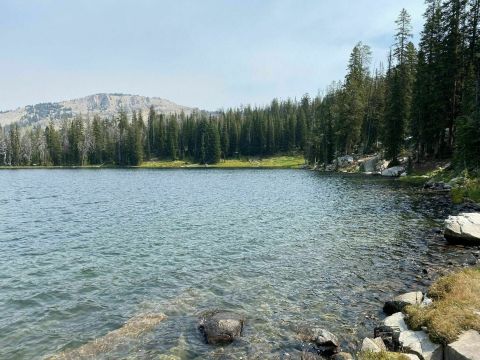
left=445, top=330, right=480, bottom=360
left=383, top=292, right=423, bottom=315
left=297, top=327, right=340, bottom=356
left=197, top=310, right=244, bottom=345
left=444, top=213, right=480, bottom=245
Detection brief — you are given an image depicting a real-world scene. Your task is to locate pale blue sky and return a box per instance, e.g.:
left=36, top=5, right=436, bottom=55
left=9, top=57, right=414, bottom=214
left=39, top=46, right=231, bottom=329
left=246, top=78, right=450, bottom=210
left=0, top=0, right=425, bottom=111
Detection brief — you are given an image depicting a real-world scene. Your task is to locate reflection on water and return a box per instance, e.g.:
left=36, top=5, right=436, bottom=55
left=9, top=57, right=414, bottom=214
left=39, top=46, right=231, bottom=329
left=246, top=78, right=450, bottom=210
left=0, top=170, right=472, bottom=359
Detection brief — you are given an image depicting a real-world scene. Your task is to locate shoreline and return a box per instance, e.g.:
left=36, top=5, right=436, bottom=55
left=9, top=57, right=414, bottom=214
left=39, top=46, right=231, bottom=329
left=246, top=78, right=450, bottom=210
left=0, top=155, right=306, bottom=170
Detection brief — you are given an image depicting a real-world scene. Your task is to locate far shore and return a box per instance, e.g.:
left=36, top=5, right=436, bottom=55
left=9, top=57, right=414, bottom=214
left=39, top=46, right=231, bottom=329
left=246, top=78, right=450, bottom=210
left=0, top=155, right=306, bottom=170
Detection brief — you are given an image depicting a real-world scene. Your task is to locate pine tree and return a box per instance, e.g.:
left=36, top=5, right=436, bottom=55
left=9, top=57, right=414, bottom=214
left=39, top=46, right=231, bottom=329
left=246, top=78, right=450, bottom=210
left=166, top=117, right=179, bottom=160
left=384, top=9, right=414, bottom=163
left=205, top=121, right=221, bottom=164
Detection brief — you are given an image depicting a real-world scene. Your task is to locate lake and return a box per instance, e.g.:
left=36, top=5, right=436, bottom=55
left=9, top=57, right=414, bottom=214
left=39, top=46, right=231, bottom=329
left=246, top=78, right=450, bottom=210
left=0, top=169, right=470, bottom=359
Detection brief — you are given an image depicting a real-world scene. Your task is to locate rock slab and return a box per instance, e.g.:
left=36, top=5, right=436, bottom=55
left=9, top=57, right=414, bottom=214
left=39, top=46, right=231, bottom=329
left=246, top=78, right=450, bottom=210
left=384, top=292, right=423, bottom=315
left=399, top=330, right=443, bottom=360
left=444, top=213, right=480, bottom=245
left=384, top=312, right=409, bottom=332
left=361, top=337, right=387, bottom=352
left=198, top=310, right=244, bottom=345
left=445, top=330, right=480, bottom=360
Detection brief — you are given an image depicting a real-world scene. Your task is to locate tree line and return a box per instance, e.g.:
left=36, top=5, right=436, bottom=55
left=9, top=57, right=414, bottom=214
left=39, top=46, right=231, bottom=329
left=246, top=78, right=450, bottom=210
left=1, top=0, right=479, bottom=170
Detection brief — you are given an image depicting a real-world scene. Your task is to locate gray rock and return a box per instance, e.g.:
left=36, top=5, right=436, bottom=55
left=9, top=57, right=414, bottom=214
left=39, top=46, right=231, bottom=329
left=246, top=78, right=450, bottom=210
left=445, top=330, right=480, bottom=360
left=384, top=292, right=423, bottom=315
left=374, top=325, right=401, bottom=351
left=361, top=337, right=387, bottom=352
left=337, top=155, right=354, bottom=167
left=381, top=166, right=406, bottom=177
left=445, top=213, right=480, bottom=245
left=384, top=312, right=409, bottom=332
left=424, top=181, right=452, bottom=192
left=421, top=296, right=433, bottom=308
left=297, top=327, right=339, bottom=356
left=197, top=310, right=244, bottom=345
left=360, top=156, right=380, bottom=173
left=399, top=330, right=443, bottom=360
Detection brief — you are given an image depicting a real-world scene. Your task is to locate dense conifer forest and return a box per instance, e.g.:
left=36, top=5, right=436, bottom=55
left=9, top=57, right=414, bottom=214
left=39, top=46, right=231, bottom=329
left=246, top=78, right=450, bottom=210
left=1, top=1, right=479, bottom=170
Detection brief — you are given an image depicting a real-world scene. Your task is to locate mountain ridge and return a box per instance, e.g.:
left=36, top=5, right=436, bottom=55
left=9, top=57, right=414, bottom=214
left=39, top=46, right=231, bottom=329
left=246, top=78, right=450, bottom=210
left=0, top=93, right=197, bottom=127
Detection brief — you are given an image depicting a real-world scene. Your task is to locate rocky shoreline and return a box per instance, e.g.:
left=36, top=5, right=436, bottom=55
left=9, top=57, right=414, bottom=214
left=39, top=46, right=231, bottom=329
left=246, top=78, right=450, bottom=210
left=190, top=180, right=480, bottom=360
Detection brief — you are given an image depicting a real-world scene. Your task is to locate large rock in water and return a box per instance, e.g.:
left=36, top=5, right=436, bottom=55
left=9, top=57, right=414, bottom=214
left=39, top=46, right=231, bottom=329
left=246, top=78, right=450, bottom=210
left=445, top=330, right=480, bottom=360
left=383, top=292, right=423, bottom=315
left=381, top=166, right=405, bottom=177
left=197, top=310, right=244, bottom=345
left=297, top=327, right=340, bottom=356
left=444, top=213, right=480, bottom=245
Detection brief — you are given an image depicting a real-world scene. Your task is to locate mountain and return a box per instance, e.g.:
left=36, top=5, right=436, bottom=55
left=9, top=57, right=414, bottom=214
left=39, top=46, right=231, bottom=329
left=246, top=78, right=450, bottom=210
left=0, top=93, right=197, bottom=127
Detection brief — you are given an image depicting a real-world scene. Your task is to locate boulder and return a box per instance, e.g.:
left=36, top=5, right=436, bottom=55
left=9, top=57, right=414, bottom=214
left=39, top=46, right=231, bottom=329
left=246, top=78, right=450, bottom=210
left=424, top=181, right=452, bottom=192
left=297, top=327, right=340, bottom=356
left=361, top=337, right=387, bottom=352
left=197, top=310, right=244, bottom=345
left=399, top=330, right=443, bottom=360
left=360, top=156, right=380, bottom=173
left=313, top=328, right=340, bottom=355
left=374, top=325, right=401, bottom=351
left=445, top=330, right=480, bottom=360
left=384, top=312, right=409, bottom=332
left=384, top=292, right=424, bottom=315
left=377, top=160, right=390, bottom=172
left=337, top=155, right=354, bottom=167
left=444, top=213, right=480, bottom=245
left=381, top=166, right=405, bottom=177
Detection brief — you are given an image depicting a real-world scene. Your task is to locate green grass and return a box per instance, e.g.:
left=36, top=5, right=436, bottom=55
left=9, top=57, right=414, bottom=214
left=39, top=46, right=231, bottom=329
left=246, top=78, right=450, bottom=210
left=357, top=351, right=410, bottom=360
left=139, top=155, right=306, bottom=169
left=405, top=267, right=480, bottom=344
left=0, top=156, right=306, bottom=170
left=451, top=178, right=480, bottom=204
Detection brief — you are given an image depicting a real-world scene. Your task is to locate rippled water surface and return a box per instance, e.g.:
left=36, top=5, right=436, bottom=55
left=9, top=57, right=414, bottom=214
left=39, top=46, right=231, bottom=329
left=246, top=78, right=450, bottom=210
left=0, top=169, right=472, bottom=359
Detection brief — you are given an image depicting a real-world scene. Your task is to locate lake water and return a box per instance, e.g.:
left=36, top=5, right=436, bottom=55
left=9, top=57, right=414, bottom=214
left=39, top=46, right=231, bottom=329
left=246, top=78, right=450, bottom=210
left=0, top=169, right=472, bottom=359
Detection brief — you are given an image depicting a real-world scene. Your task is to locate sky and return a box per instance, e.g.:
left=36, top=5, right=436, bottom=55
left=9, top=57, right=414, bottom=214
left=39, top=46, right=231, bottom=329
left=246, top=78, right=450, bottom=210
left=0, top=0, right=426, bottom=112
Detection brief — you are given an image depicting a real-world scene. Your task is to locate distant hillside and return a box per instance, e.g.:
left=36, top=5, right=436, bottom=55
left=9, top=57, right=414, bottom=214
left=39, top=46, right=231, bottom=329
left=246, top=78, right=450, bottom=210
left=0, top=93, right=197, bottom=127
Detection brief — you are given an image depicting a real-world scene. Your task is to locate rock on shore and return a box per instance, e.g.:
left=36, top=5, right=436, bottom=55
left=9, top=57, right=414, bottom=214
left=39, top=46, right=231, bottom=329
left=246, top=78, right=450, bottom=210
left=445, top=330, right=480, bottom=360
left=444, top=213, right=480, bottom=245
left=383, top=292, right=423, bottom=315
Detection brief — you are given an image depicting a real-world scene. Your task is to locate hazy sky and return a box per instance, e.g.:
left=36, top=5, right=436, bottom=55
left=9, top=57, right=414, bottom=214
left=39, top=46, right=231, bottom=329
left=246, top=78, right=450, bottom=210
left=1, top=0, right=426, bottom=111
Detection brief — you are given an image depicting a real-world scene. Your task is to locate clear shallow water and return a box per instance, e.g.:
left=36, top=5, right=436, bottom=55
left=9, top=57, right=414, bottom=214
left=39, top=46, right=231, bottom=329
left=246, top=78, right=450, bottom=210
left=0, top=170, right=472, bottom=359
